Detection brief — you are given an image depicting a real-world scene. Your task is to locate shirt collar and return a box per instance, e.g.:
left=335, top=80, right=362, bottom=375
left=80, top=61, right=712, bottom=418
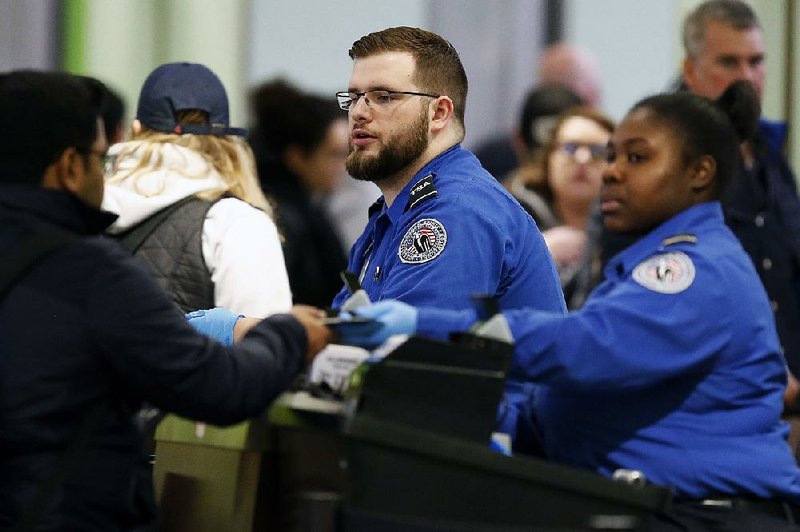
left=603, top=202, right=722, bottom=280
left=367, top=197, right=385, bottom=218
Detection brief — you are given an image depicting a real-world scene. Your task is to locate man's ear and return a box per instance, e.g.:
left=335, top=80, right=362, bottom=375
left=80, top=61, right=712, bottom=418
left=429, top=96, right=454, bottom=133
left=690, top=155, right=716, bottom=192
left=41, top=147, right=84, bottom=193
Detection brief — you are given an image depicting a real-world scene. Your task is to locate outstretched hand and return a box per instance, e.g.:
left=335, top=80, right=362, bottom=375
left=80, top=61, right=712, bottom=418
left=336, top=300, right=418, bottom=349
left=290, top=305, right=335, bottom=363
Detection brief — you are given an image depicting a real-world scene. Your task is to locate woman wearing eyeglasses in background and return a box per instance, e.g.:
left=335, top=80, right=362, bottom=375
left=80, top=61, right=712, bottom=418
left=507, top=105, right=614, bottom=308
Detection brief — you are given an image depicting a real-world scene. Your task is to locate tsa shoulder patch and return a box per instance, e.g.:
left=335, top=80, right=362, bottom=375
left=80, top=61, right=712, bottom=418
left=398, top=218, right=448, bottom=264
left=632, top=251, right=696, bottom=294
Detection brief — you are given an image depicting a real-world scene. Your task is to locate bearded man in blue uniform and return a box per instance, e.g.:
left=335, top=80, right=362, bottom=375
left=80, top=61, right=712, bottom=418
left=331, top=26, right=565, bottom=449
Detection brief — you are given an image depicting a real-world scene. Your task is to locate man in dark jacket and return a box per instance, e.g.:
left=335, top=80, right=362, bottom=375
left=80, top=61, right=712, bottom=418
left=681, top=0, right=800, bottom=405
left=0, top=70, right=331, bottom=531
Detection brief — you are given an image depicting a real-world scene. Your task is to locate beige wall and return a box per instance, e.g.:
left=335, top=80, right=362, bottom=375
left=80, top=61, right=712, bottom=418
left=71, top=0, right=798, bottom=169
left=79, top=0, right=248, bottom=135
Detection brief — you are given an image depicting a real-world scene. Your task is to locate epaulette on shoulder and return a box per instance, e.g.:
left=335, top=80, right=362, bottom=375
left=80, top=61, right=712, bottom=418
left=404, top=173, right=437, bottom=212
left=661, top=233, right=697, bottom=247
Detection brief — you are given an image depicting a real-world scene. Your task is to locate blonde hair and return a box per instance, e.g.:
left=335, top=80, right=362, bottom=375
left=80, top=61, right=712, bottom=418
left=107, top=110, right=274, bottom=216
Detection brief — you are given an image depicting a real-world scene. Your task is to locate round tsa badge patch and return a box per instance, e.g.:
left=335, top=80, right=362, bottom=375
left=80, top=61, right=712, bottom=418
left=398, top=218, right=448, bottom=264
left=632, top=251, right=696, bottom=294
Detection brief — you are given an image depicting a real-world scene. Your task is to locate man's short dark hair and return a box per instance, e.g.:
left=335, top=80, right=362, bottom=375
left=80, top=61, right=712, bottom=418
left=683, top=0, right=760, bottom=59
left=97, top=81, right=126, bottom=143
left=349, top=26, right=468, bottom=129
left=0, top=70, right=103, bottom=184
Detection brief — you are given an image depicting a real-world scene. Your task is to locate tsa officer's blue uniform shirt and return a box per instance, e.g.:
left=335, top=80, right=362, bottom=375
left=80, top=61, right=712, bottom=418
left=333, top=145, right=566, bottom=443
left=495, top=202, right=800, bottom=501
left=332, top=145, right=564, bottom=312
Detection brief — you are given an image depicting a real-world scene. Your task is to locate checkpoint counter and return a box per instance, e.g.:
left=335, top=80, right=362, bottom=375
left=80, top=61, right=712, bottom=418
left=154, top=335, right=672, bottom=531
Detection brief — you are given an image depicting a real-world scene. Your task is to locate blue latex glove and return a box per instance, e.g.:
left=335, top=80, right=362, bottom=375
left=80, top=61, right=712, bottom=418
left=185, top=308, right=243, bottom=346
left=337, top=300, right=418, bottom=349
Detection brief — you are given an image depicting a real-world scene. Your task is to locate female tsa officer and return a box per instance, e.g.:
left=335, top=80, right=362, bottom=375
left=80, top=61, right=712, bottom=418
left=338, top=81, right=800, bottom=530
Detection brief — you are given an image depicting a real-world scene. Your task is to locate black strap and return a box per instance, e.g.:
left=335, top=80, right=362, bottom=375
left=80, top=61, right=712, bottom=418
left=116, top=195, right=199, bottom=253
left=0, top=229, right=78, bottom=297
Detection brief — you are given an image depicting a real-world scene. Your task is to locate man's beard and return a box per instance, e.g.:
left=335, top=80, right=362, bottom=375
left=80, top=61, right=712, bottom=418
left=346, top=108, right=428, bottom=184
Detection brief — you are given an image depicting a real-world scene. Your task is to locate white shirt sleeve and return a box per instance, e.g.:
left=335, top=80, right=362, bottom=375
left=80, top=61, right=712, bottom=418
left=202, top=197, right=293, bottom=318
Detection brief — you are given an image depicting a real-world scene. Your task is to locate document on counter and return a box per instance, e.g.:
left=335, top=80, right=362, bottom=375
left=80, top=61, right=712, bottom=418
left=308, top=344, right=372, bottom=392
left=308, top=336, right=411, bottom=393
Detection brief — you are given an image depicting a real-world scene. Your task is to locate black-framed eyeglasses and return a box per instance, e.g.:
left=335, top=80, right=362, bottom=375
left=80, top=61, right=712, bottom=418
left=557, top=142, right=608, bottom=162
left=336, top=90, right=440, bottom=111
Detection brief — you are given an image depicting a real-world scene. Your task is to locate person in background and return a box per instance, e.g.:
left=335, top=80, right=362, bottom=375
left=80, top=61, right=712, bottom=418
left=503, top=84, right=583, bottom=185
left=331, top=26, right=565, bottom=450
left=249, top=79, right=349, bottom=307
left=474, top=42, right=601, bottom=180
left=339, top=81, right=800, bottom=531
left=0, top=69, right=331, bottom=531
left=536, top=42, right=602, bottom=109
left=507, top=104, right=614, bottom=309
left=681, top=0, right=800, bottom=410
left=102, top=62, right=291, bottom=317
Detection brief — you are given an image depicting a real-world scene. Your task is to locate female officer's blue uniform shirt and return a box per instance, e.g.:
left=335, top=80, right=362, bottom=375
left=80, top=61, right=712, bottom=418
left=417, top=201, right=800, bottom=500
left=332, top=145, right=566, bottom=444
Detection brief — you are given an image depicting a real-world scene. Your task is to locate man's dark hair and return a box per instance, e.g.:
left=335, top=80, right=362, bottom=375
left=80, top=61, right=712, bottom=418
left=98, top=82, right=126, bottom=143
left=683, top=0, right=760, bottom=59
left=349, top=26, right=468, bottom=129
left=0, top=70, right=102, bottom=184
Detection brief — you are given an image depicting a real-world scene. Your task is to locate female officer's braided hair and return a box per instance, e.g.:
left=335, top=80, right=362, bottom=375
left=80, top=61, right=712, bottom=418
left=630, top=80, right=760, bottom=198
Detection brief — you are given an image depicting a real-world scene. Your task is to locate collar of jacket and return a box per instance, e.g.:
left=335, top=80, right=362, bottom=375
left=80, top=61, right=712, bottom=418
left=0, top=185, right=118, bottom=235
left=602, top=201, right=721, bottom=281
left=758, top=118, right=787, bottom=164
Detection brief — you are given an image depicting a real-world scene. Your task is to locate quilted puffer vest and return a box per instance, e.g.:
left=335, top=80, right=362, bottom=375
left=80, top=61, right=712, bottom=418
left=117, top=197, right=216, bottom=313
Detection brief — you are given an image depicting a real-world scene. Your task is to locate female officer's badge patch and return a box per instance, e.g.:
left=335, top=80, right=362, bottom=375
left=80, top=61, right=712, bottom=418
left=398, top=218, right=447, bottom=264
left=632, top=251, right=695, bottom=294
